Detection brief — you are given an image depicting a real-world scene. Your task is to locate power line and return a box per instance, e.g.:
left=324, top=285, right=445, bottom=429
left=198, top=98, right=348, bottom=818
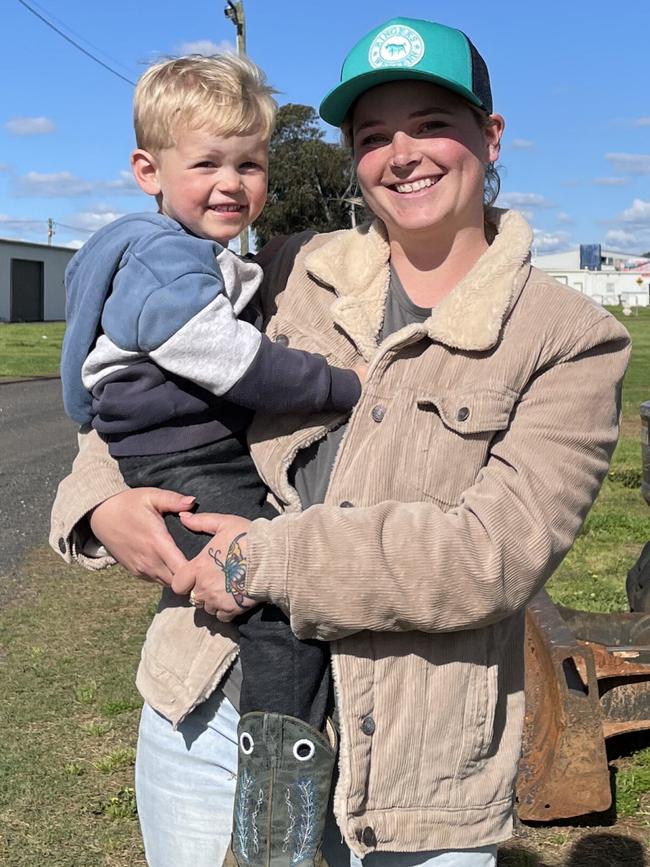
left=54, top=222, right=95, bottom=234
left=24, top=0, right=135, bottom=78
left=16, top=0, right=135, bottom=86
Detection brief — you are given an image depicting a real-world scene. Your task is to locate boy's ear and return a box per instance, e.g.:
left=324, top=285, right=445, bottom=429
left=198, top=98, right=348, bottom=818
left=131, top=148, right=161, bottom=196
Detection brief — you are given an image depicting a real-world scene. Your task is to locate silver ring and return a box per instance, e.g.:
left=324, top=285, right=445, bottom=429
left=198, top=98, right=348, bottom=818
left=189, top=590, right=204, bottom=608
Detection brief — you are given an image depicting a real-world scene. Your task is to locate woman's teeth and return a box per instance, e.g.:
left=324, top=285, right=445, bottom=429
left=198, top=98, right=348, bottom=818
left=394, top=177, right=439, bottom=193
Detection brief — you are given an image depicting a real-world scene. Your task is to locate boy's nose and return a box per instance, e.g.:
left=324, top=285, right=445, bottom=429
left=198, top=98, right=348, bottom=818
left=217, top=168, right=243, bottom=193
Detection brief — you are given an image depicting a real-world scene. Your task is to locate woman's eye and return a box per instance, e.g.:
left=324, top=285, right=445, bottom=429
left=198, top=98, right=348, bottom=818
left=419, top=121, right=448, bottom=134
left=360, top=133, right=388, bottom=147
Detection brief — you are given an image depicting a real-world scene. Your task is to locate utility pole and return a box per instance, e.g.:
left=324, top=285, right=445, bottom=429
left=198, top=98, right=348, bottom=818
left=47, top=217, right=54, bottom=246
left=224, top=1, right=249, bottom=256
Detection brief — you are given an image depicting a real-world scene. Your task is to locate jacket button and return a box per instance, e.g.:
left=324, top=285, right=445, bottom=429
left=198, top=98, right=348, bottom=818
left=58, top=537, right=66, bottom=554
left=371, top=405, right=386, bottom=423
left=362, top=826, right=377, bottom=847
left=456, top=406, right=470, bottom=422
left=361, top=716, right=375, bottom=735
left=340, top=501, right=354, bottom=508
left=275, top=333, right=289, bottom=346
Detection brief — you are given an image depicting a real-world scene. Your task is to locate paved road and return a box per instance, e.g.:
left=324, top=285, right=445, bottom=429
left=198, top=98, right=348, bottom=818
left=0, top=378, right=77, bottom=579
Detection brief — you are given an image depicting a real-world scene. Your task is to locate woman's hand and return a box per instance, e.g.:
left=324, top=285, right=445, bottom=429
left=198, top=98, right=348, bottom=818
left=89, top=488, right=194, bottom=585
left=171, top=513, right=259, bottom=621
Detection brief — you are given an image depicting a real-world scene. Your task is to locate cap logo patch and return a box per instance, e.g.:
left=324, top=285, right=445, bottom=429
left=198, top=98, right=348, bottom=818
left=369, top=24, right=424, bottom=69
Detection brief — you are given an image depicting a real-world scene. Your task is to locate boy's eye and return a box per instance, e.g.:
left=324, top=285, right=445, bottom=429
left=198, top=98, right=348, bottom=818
left=239, top=160, right=264, bottom=172
left=194, top=160, right=217, bottom=169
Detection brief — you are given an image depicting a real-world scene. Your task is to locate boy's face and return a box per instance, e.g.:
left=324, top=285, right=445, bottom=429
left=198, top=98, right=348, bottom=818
left=141, top=127, right=269, bottom=245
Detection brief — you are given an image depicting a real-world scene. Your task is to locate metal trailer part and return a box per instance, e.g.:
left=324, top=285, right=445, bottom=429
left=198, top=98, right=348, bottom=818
left=518, top=593, right=650, bottom=821
left=557, top=605, right=650, bottom=740
left=517, top=591, right=611, bottom=821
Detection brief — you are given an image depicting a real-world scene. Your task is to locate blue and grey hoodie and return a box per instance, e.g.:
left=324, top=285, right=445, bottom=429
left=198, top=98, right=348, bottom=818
left=62, top=213, right=360, bottom=456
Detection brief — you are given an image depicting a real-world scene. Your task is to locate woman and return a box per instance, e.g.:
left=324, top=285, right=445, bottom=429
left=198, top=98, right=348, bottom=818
left=51, top=16, right=630, bottom=867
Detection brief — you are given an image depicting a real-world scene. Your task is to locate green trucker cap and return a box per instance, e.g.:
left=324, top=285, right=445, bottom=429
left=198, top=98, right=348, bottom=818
left=319, top=17, right=493, bottom=127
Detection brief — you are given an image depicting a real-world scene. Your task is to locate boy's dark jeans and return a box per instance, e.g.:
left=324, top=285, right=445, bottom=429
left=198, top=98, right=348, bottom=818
left=118, top=434, right=330, bottom=729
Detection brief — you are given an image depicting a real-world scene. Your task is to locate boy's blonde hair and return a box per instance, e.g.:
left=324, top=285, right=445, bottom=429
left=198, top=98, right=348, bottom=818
left=134, top=54, right=277, bottom=154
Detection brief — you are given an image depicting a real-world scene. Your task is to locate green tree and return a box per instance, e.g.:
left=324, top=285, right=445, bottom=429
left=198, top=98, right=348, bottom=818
left=253, top=104, right=361, bottom=246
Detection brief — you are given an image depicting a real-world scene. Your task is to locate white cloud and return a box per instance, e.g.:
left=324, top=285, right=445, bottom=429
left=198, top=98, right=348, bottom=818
left=0, top=214, right=43, bottom=231
left=176, top=39, right=234, bottom=56
left=605, top=153, right=650, bottom=175
left=5, top=116, right=55, bottom=135
left=67, top=206, right=126, bottom=232
left=634, top=117, right=650, bottom=127
left=511, top=138, right=534, bottom=150
left=604, top=229, right=641, bottom=248
left=620, top=198, right=650, bottom=223
left=593, top=177, right=627, bottom=186
left=557, top=212, right=573, bottom=225
left=14, top=171, right=94, bottom=197
left=106, top=170, right=140, bottom=193
left=13, top=169, right=145, bottom=198
left=497, top=191, right=553, bottom=209
left=532, top=229, right=571, bottom=254
left=602, top=198, right=650, bottom=252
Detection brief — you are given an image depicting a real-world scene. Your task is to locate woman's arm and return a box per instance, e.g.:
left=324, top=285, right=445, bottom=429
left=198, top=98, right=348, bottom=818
left=50, top=426, right=191, bottom=583
left=238, top=317, right=630, bottom=641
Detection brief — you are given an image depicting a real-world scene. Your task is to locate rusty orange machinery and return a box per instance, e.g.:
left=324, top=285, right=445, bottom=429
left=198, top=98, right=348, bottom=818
left=517, top=590, right=650, bottom=821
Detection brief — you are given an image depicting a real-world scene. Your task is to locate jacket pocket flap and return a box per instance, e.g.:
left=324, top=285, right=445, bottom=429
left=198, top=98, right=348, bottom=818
left=417, top=386, right=518, bottom=434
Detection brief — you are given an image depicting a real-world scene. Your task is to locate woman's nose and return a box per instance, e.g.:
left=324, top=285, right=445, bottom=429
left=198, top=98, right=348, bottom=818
left=390, top=131, right=422, bottom=170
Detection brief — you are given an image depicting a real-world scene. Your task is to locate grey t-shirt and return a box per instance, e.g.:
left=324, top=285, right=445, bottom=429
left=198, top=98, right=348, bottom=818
left=290, top=266, right=431, bottom=507
left=221, top=266, right=431, bottom=709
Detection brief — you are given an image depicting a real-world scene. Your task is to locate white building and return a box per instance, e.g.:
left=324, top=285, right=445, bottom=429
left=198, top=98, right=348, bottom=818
left=0, top=237, right=75, bottom=322
left=533, top=246, right=650, bottom=307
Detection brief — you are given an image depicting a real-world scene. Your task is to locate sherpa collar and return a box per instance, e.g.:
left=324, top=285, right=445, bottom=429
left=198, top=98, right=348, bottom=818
left=303, top=208, right=533, bottom=358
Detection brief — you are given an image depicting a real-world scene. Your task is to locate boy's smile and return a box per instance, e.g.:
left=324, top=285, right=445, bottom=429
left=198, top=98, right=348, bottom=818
left=133, top=127, right=269, bottom=246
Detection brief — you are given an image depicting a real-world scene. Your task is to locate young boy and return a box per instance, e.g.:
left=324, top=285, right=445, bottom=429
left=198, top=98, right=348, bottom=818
left=61, top=54, right=358, bottom=866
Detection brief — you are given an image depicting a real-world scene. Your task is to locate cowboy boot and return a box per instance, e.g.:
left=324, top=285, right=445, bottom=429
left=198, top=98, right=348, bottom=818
left=228, top=712, right=337, bottom=867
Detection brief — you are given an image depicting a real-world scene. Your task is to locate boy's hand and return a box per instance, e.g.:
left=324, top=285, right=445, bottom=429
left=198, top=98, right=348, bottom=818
left=171, top=513, right=260, bottom=621
left=353, top=363, right=369, bottom=384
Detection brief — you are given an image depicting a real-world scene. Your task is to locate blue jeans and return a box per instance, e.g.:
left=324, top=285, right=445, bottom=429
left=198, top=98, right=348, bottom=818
left=135, top=690, right=498, bottom=867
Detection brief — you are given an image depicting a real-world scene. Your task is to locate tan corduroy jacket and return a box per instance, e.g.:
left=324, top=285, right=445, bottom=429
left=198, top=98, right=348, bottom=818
left=51, top=209, right=630, bottom=855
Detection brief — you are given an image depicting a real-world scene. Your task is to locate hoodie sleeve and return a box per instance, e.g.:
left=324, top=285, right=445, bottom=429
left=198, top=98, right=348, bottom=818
left=92, top=230, right=360, bottom=413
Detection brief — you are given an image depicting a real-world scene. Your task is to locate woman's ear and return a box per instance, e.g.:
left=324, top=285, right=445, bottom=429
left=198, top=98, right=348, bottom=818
left=131, top=149, right=161, bottom=196
left=485, top=114, right=505, bottom=163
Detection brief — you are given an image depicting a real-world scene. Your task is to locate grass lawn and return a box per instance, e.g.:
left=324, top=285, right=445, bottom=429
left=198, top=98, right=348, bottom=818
left=1, top=306, right=650, bottom=864
left=0, top=322, right=65, bottom=378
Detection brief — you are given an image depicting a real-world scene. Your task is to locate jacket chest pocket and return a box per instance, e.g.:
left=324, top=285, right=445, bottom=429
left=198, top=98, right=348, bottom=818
left=403, top=385, right=519, bottom=507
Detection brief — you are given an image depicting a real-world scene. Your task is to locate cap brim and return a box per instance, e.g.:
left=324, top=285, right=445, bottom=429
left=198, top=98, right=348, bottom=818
left=319, top=67, right=484, bottom=127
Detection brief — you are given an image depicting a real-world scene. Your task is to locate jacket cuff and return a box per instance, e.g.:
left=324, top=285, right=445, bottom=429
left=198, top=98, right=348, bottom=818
left=327, top=367, right=361, bottom=411
left=246, top=515, right=291, bottom=609
left=49, top=468, right=128, bottom=569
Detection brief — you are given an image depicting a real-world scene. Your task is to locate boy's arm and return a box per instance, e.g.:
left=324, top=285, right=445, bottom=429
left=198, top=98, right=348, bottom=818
left=93, top=230, right=360, bottom=414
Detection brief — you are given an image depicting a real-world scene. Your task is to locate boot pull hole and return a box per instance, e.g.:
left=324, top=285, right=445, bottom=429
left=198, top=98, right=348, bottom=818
left=240, top=732, right=254, bottom=755
left=293, top=739, right=315, bottom=761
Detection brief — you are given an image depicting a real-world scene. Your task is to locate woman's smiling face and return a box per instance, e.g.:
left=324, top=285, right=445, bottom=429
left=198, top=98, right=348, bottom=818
left=352, top=81, right=503, bottom=245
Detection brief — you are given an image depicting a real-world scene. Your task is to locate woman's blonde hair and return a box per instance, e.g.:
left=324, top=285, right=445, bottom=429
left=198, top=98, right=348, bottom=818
left=134, top=54, right=277, bottom=154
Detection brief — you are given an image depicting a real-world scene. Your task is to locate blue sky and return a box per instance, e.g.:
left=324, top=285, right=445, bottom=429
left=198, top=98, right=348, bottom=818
left=3, top=0, right=650, bottom=255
